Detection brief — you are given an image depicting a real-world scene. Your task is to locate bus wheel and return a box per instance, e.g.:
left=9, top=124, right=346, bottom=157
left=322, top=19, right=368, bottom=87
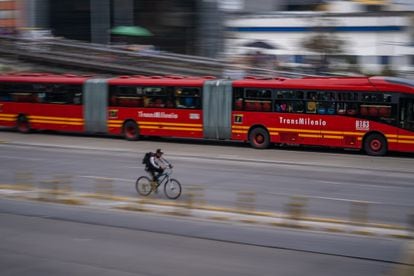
left=249, top=127, right=270, bottom=149
left=17, top=115, right=31, bottom=134
left=123, top=121, right=139, bottom=141
left=364, top=133, right=387, bottom=156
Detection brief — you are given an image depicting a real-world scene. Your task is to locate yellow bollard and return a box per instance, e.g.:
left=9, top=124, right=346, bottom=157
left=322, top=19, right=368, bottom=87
left=14, top=171, right=34, bottom=190
left=350, top=201, right=369, bottom=226
left=286, top=196, right=308, bottom=220
left=408, top=214, right=414, bottom=239
left=95, top=177, right=114, bottom=199
left=188, top=185, right=206, bottom=209
left=236, top=191, right=256, bottom=214
left=38, top=179, right=61, bottom=202
left=55, top=174, right=72, bottom=195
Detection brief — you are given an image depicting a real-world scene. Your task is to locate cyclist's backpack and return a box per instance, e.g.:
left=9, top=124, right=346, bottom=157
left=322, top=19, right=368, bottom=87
left=142, top=152, right=152, bottom=166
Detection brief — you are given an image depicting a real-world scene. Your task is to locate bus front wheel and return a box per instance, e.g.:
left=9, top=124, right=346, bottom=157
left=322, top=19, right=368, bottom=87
left=123, top=121, right=139, bottom=141
left=249, top=127, right=270, bottom=149
left=364, top=133, right=387, bottom=156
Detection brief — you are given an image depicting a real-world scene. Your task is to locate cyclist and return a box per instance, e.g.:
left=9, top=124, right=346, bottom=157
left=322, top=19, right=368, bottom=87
left=147, top=149, right=172, bottom=182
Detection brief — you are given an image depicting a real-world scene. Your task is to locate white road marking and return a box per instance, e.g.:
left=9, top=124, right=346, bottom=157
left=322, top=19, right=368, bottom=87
left=305, top=195, right=379, bottom=204
left=79, top=175, right=132, bottom=183
left=265, top=191, right=380, bottom=204
left=0, top=155, right=46, bottom=161
left=317, top=180, right=412, bottom=189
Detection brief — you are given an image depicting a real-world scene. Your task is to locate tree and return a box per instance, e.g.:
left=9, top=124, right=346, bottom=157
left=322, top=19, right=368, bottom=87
left=302, top=33, right=346, bottom=56
left=301, top=18, right=348, bottom=74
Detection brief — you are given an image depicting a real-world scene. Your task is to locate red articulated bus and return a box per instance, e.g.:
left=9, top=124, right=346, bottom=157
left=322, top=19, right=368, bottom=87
left=0, top=73, right=413, bottom=156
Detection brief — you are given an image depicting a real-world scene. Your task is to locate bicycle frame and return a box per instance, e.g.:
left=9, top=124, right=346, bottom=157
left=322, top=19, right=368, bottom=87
left=150, top=168, right=172, bottom=189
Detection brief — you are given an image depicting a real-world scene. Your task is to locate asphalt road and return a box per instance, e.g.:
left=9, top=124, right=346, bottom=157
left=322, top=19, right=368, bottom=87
left=0, top=130, right=414, bottom=226
left=0, top=198, right=407, bottom=276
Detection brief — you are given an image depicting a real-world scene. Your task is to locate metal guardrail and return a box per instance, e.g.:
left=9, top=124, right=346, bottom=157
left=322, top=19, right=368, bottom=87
left=0, top=35, right=306, bottom=78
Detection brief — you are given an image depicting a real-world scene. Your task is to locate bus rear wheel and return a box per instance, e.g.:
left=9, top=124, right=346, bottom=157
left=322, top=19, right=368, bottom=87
left=17, top=115, right=31, bottom=134
left=364, top=133, right=387, bottom=156
left=123, top=121, right=139, bottom=141
left=249, top=127, right=270, bottom=149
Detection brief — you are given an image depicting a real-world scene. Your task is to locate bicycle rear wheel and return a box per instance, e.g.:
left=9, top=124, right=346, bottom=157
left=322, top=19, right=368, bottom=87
left=164, top=179, right=182, bottom=199
left=136, top=176, right=152, bottom=196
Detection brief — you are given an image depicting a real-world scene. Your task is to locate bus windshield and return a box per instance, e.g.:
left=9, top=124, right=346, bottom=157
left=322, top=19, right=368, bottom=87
left=382, top=77, right=414, bottom=88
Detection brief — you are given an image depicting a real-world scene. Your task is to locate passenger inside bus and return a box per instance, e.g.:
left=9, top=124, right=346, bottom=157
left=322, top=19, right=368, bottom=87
left=306, top=98, right=317, bottom=113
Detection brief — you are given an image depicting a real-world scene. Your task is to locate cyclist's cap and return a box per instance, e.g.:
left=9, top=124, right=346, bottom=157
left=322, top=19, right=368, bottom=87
left=156, top=149, right=163, bottom=155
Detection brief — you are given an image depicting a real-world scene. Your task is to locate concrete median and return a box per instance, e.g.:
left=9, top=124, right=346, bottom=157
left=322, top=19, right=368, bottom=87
left=0, top=180, right=412, bottom=240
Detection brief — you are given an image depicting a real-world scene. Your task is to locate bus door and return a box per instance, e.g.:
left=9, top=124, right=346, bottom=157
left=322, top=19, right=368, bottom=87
left=399, top=97, right=414, bottom=151
left=83, top=79, right=108, bottom=133
left=202, top=80, right=232, bottom=140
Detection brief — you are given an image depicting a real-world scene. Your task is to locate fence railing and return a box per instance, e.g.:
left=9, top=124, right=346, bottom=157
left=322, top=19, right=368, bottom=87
left=0, top=35, right=307, bottom=78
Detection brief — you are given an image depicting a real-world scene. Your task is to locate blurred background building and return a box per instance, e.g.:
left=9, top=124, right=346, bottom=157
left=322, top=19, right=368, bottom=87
left=0, top=0, right=19, bottom=34
left=16, top=0, right=222, bottom=57
left=0, top=0, right=413, bottom=76
left=224, top=0, right=414, bottom=75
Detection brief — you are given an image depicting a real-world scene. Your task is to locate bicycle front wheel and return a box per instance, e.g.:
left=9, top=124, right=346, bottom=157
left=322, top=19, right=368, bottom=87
left=164, top=179, right=182, bottom=199
left=136, top=176, right=152, bottom=196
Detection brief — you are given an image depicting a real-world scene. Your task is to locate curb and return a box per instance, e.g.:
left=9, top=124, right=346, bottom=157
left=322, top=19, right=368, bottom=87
left=1, top=185, right=412, bottom=239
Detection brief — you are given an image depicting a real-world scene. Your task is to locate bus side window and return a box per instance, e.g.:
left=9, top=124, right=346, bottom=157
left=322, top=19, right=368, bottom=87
left=234, top=98, right=243, bottom=110
left=292, top=101, right=304, bottom=113
left=337, top=103, right=346, bottom=114
left=306, top=101, right=316, bottom=113
left=175, top=87, right=201, bottom=109
left=0, top=91, right=12, bottom=101
left=346, top=103, right=358, bottom=115
left=73, top=93, right=82, bottom=105
left=233, top=88, right=244, bottom=111
left=306, top=92, right=317, bottom=114
left=143, top=86, right=166, bottom=108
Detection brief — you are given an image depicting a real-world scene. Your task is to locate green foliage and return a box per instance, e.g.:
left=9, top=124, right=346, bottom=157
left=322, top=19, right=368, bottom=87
left=381, top=64, right=396, bottom=76
left=302, top=33, right=346, bottom=55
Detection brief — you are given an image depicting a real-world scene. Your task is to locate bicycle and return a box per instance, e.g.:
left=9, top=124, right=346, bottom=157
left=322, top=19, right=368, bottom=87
left=135, top=167, right=182, bottom=199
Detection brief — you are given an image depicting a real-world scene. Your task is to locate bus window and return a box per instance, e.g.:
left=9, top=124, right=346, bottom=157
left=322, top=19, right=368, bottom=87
left=233, top=88, right=244, bottom=111
left=143, top=87, right=166, bottom=108
left=306, top=92, right=317, bottom=114
left=243, top=88, right=272, bottom=112
left=5, top=83, right=36, bottom=102
left=175, top=87, right=201, bottom=109
left=246, top=88, right=271, bottom=99
left=40, top=84, right=83, bottom=105
left=274, top=90, right=304, bottom=113
left=338, top=92, right=359, bottom=102
left=400, top=98, right=414, bottom=131
left=109, top=86, right=144, bottom=107
left=0, top=84, right=12, bottom=101
left=317, top=91, right=336, bottom=115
